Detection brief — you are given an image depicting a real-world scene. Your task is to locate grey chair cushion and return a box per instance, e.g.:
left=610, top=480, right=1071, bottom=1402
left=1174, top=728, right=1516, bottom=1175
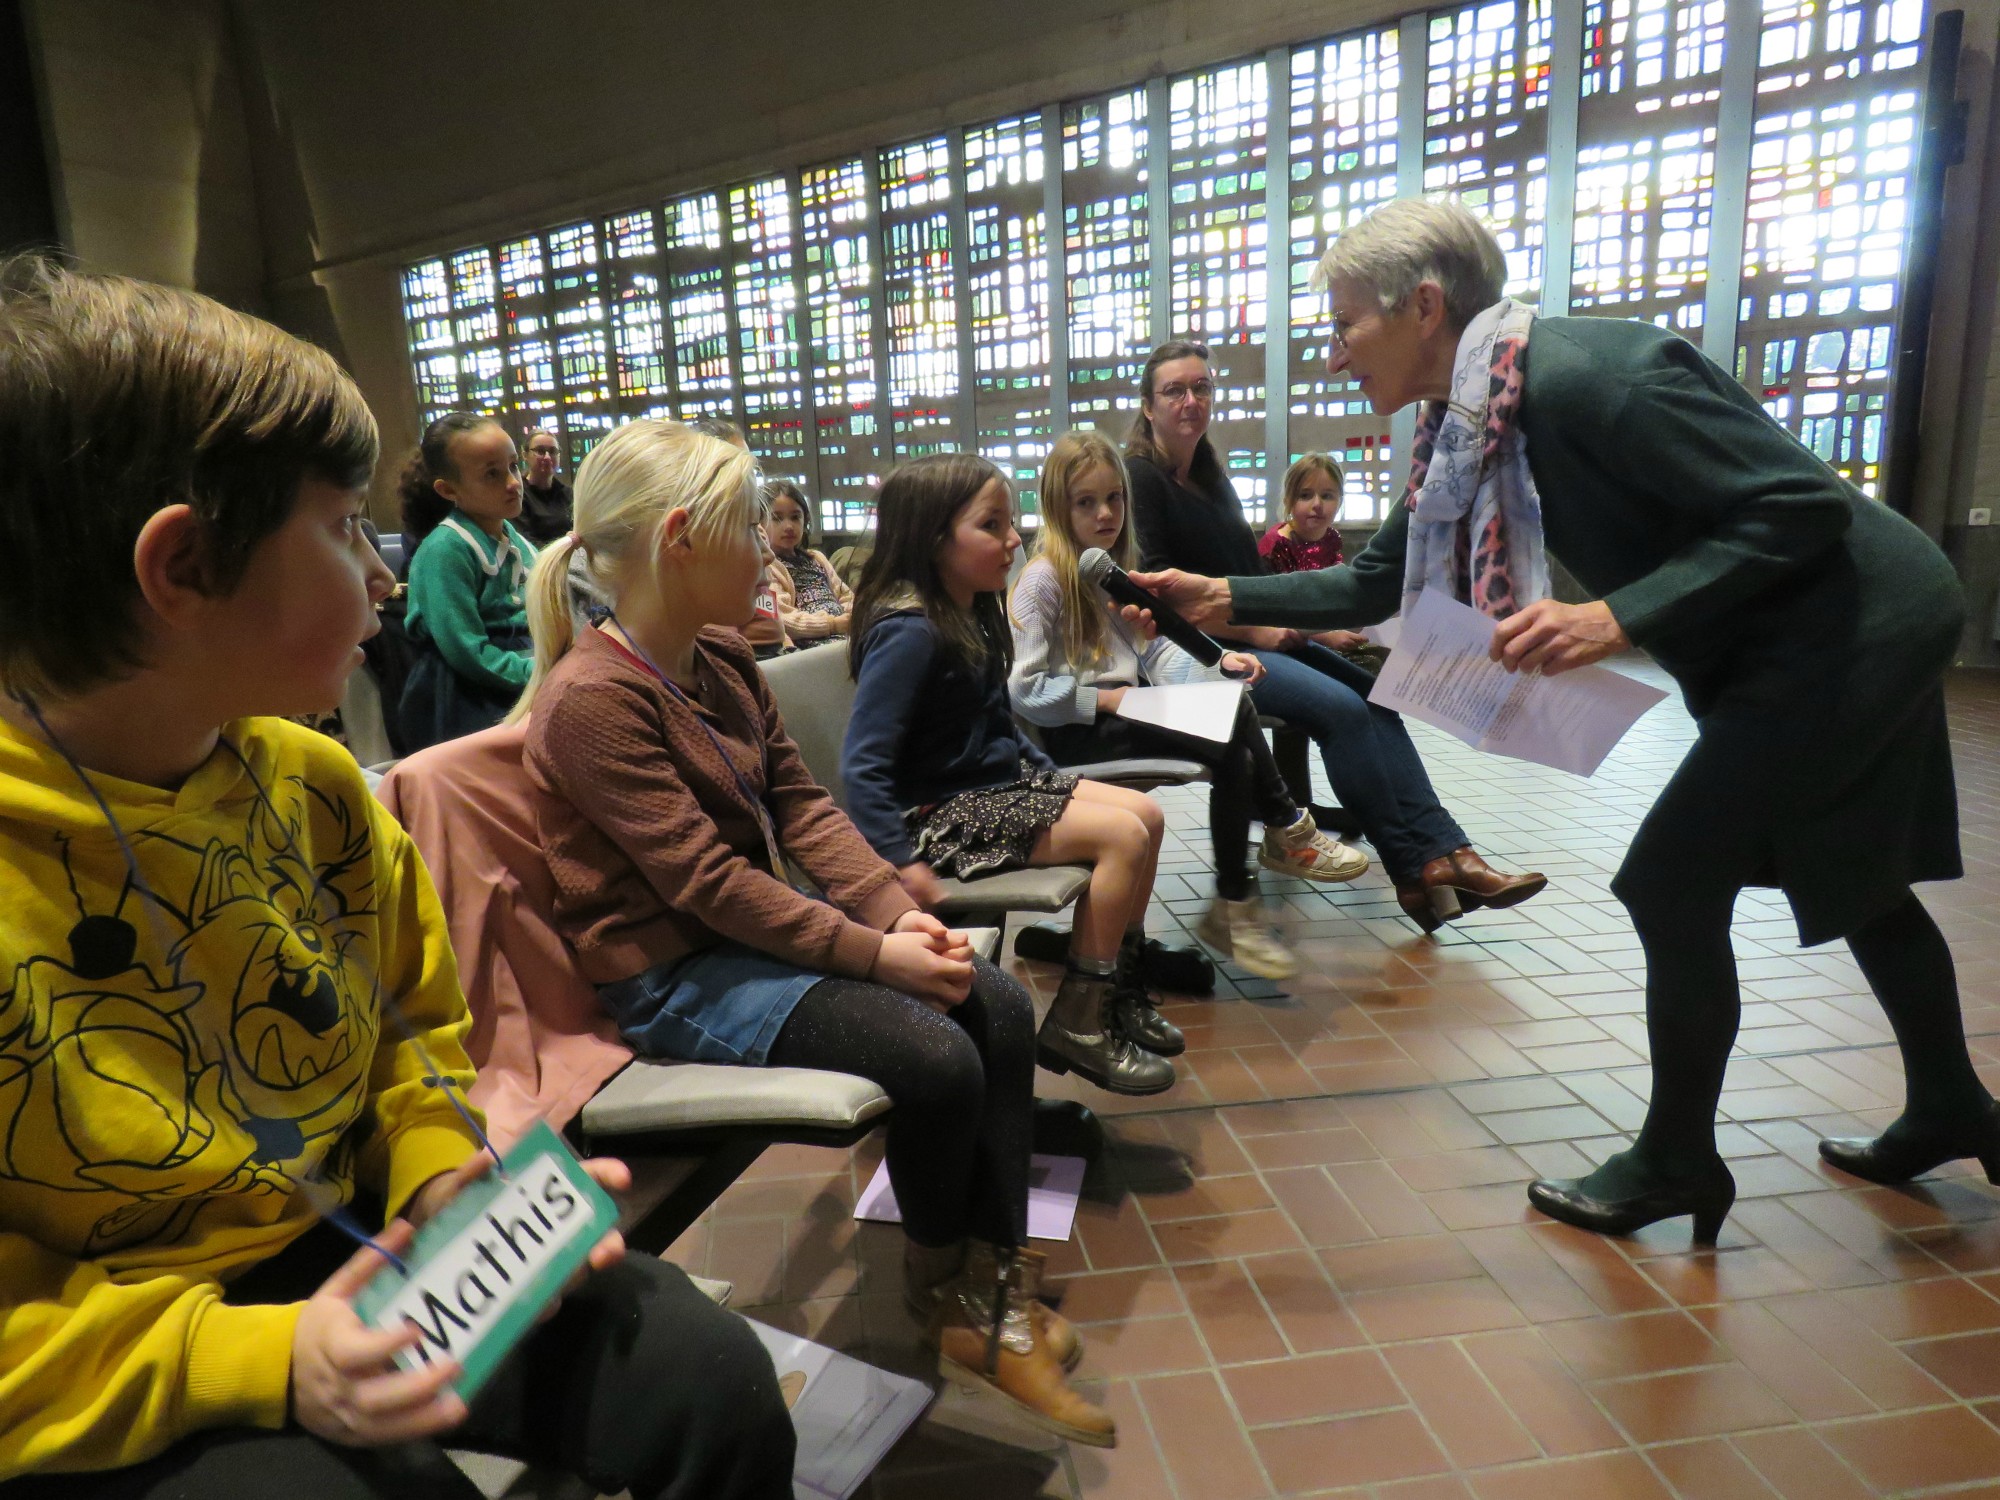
left=933, top=866, right=1090, bottom=915
left=575, top=929, right=998, bottom=1138
left=582, top=1062, right=892, bottom=1136
left=1062, top=756, right=1209, bottom=789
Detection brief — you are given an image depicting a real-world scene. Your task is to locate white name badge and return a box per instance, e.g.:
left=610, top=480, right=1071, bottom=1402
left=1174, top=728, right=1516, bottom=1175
left=351, top=1119, right=620, bottom=1398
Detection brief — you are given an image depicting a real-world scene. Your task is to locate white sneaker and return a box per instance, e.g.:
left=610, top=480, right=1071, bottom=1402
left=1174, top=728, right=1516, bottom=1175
left=1194, top=897, right=1301, bottom=981
left=1259, top=811, right=1369, bottom=884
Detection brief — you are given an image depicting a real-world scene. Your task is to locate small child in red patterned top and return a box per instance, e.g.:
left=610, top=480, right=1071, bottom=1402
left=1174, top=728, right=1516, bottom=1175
left=1259, top=452, right=1347, bottom=574
left=1259, top=454, right=1380, bottom=663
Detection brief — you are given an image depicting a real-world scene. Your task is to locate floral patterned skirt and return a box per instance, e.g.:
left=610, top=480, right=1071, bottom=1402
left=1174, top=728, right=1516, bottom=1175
left=907, top=770, right=1080, bottom=879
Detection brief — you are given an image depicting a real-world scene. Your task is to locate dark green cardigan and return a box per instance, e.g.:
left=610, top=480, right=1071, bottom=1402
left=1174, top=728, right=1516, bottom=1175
left=1230, top=316, right=1965, bottom=944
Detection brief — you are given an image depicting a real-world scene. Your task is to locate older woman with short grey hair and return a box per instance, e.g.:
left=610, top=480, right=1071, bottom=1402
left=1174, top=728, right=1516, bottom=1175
left=1135, top=196, right=1985, bottom=1244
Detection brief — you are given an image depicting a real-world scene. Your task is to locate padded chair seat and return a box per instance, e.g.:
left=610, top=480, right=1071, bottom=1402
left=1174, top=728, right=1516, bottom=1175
left=1061, top=756, right=1208, bottom=789
left=933, top=865, right=1090, bottom=915
left=576, top=927, right=1000, bottom=1138
left=582, top=1061, right=892, bottom=1137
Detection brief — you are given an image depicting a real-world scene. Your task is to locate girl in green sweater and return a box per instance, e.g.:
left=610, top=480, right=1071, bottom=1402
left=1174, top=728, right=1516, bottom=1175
left=398, top=413, right=537, bottom=750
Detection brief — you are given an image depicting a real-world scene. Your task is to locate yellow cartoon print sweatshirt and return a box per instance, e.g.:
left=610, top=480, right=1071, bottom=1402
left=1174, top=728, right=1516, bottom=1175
left=0, top=714, right=482, bottom=1477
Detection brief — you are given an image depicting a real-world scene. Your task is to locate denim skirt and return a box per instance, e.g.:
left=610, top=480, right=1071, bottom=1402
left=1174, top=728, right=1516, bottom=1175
left=596, top=941, right=822, bottom=1066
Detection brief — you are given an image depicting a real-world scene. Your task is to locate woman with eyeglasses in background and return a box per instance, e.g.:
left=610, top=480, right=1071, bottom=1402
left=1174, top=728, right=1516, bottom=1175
left=1123, top=341, right=1542, bottom=933
left=517, top=428, right=574, bottom=545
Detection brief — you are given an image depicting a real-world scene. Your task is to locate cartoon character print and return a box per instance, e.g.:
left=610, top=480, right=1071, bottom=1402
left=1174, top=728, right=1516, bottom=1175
left=0, top=774, right=382, bottom=1257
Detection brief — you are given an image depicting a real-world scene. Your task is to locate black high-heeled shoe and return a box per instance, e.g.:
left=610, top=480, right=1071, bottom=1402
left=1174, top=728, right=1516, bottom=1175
left=1527, top=1157, right=1736, bottom=1244
left=1819, top=1103, right=2000, bottom=1186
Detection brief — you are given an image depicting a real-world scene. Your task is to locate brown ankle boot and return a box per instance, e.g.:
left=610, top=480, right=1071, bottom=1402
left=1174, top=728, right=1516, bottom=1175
left=903, top=1238, right=967, bottom=1321
left=928, top=1242, right=1115, bottom=1447
left=1015, top=1246, right=1083, bottom=1372
left=1399, top=847, right=1547, bottom=930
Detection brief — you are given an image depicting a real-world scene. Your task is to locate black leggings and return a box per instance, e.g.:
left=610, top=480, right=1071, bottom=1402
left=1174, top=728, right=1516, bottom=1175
left=1043, top=695, right=1296, bottom=900
left=5, top=1227, right=795, bottom=1500
left=766, top=956, right=1036, bottom=1247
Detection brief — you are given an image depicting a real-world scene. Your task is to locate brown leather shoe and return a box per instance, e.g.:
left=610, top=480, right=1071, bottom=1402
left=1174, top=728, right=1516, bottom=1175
left=929, top=1243, right=1115, bottom=1447
left=1398, top=847, right=1547, bottom=931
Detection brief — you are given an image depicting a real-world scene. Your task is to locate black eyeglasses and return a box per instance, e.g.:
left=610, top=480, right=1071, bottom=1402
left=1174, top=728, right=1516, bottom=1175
left=1155, top=379, right=1215, bottom=405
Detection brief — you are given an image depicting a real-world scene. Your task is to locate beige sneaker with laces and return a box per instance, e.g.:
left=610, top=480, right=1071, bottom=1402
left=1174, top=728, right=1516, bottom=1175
left=1259, top=810, right=1369, bottom=883
left=1194, top=896, right=1301, bottom=981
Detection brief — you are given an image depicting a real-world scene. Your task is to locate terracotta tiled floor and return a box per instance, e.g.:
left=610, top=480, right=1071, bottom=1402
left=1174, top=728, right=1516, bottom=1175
left=671, top=662, right=2000, bottom=1498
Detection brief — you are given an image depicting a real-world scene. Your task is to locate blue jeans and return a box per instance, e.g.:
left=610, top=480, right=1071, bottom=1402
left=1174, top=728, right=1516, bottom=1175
left=1248, top=641, right=1467, bottom=882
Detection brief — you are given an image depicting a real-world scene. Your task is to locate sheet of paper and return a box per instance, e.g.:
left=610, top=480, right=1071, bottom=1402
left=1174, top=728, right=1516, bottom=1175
left=1112, top=680, right=1245, bottom=745
left=1362, top=615, right=1401, bottom=650
left=746, top=1319, right=933, bottom=1500
left=1367, top=587, right=1667, bottom=777
left=855, top=1154, right=1086, bottom=1242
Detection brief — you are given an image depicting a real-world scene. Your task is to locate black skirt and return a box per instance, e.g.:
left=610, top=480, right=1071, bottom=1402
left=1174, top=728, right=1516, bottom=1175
left=908, top=771, right=1080, bottom=879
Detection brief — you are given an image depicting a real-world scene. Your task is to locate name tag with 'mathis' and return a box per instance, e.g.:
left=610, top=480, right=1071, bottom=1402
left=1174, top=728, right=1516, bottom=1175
left=351, top=1119, right=620, bottom=1398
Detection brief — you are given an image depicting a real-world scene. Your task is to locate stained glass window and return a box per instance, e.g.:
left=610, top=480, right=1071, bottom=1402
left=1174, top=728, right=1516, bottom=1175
left=1061, top=89, right=1151, bottom=440
left=547, top=221, right=612, bottom=466
left=801, top=159, right=880, bottom=530
left=1287, top=28, right=1403, bottom=520
left=1425, top=0, right=1556, bottom=300
left=498, top=235, right=558, bottom=442
left=965, top=113, right=1051, bottom=525
left=663, top=192, right=736, bottom=426
left=1568, top=0, right=1726, bottom=332
left=1171, top=60, right=1272, bottom=523
left=880, top=137, right=960, bottom=461
left=401, top=259, right=457, bottom=423
left=727, top=177, right=807, bottom=480
left=605, top=209, right=672, bottom=418
left=1734, top=0, right=1924, bottom=496
left=449, top=247, right=501, bottom=400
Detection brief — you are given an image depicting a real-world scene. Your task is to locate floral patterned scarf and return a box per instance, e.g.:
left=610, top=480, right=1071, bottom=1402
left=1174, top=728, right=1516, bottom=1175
left=1399, top=298, right=1548, bottom=620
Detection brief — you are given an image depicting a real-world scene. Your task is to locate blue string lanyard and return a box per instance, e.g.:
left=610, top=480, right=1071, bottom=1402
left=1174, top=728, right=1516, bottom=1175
left=601, top=614, right=791, bottom=879
left=14, top=697, right=505, bottom=1274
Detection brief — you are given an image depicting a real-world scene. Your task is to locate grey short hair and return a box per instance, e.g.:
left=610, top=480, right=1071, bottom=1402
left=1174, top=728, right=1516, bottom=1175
left=1312, top=198, right=1508, bottom=330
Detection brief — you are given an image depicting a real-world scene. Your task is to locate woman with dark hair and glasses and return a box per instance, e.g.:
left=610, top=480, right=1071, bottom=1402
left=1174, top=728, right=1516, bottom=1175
left=1124, top=341, right=1543, bottom=933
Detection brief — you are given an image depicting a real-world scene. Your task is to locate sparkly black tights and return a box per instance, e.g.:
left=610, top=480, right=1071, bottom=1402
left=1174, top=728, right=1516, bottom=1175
left=765, top=957, right=1036, bottom=1248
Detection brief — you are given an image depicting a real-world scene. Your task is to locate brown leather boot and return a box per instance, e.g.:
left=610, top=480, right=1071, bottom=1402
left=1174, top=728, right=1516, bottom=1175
left=906, top=1240, right=1079, bottom=1368
left=1397, top=847, right=1547, bottom=931
left=928, top=1242, right=1115, bottom=1447
left=1015, top=1246, right=1083, bottom=1372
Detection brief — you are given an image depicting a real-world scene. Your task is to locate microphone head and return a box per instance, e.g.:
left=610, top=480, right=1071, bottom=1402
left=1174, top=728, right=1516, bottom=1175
left=1078, top=547, right=1115, bottom=585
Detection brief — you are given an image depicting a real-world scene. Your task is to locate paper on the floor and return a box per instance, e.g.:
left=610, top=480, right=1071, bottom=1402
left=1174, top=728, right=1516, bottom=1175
left=1367, top=587, right=1667, bottom=776
left=854, top=1154, right=1086, bottom=1241
left=746, top=1317, right=933, bottom=1500
left=1113, top=679, right=1245, bottom=744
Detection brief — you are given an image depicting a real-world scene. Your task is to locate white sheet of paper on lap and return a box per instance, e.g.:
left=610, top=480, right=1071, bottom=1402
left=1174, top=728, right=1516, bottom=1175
left=1112, top=680, right=1245, bottom=744
left=746, top=1319, right=932, bottom=1500
left=854, top=1154, right=1086, bottom=1242
left=1366, top=587, right=1668, bottom=777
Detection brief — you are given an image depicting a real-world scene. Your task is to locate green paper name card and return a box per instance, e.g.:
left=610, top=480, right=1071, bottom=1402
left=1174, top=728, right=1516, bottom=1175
left=353, top=1119, right=620, bottom=1399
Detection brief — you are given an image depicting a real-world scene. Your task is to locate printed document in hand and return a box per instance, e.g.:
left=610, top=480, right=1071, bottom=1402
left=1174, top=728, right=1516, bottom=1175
left=1113, top=679, right=1245, bottom=744
left=1367, top=588, right=1666, bottom=776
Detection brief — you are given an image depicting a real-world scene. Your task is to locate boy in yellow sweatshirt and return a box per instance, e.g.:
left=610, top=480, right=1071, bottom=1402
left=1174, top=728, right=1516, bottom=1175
left=0, top=261, right=794, bottom=1497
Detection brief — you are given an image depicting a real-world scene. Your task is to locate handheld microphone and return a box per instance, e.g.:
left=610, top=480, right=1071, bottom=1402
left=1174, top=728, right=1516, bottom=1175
left=1080, top=547, right=1226, bottom=668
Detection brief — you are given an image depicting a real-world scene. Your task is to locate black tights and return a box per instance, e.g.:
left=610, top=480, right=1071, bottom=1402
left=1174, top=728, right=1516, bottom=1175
left=1607, top=707, right=1988, bottom=1188
left=1043, top=696, right=1295, bottom=900
left=765, top=957, right=1036, bottom=1247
